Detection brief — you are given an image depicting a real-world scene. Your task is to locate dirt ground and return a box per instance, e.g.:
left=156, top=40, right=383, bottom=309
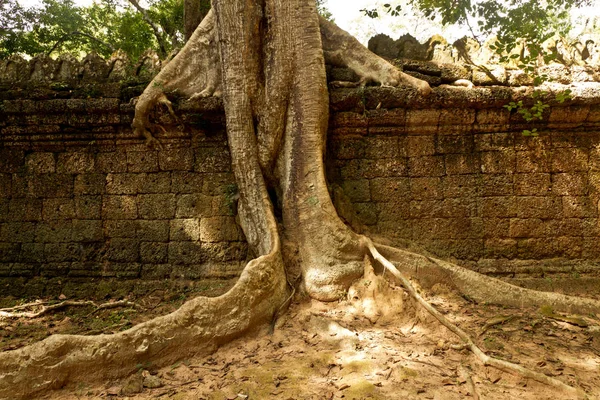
left=1, top=277, right=600, bottom=400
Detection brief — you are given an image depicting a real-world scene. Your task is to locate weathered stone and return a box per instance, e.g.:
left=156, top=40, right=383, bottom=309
left=35, top=221, right=72, bottom=243
left=176, top=194, right=213, bottom=218
left=410, top=177, right=443, bottom=200
left=103, top=220, right=137, bottom=238
left=106, top=239, right=139, bottom=262
left=140, top=242, right=168, bottom=264
left=199, top=217, right=242, bottom=242
left=409, top=155, right=445, bottom=177
left=8, top=198, right=42, bottom=221
left=72, top=220, right=103, bottom=242
left=341, top=180, right=370, bottom=202
left=136, top=220, right=170, bottom=242
left=102, top=195, right=138, bottom=220
left=370, top=178, right=410, bottom=202
left=25, top=153, right=55, bottom=173
left=74, top=173, right=106, bottom=195
left=137, top=194, right=176, bottom=219
left=56, top=152, right=95, bottom=173
left=170, top=219, right=201, bottom=241
left=127, top=151, right=159, bottom=173
left=159, top=148, right=194, bottom=171
left=168, top=241, right=204, bottom=265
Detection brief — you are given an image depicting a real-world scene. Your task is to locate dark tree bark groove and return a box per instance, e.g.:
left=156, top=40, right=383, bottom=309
left=1, top=1, right=600, bottom=398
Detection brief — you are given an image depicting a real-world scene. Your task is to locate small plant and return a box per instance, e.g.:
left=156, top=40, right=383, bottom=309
left=504, top=89, right=571, bottom=137
left=224, top=184, right=239, bottom=216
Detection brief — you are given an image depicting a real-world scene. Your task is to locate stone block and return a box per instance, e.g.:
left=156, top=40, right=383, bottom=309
left=517, top=238, right=557, bottom=259
left=409, top=155, right=445, bottom=177
left=138, top=173, right=171, bottom=193
left=476, top=109, right=510, bottom=126
left=19, top=243, right=45, bottom=263
left=96, top=152, right=127, bottom=173
left=168, top=241, right=205, bottom=264
left=74, top=173, right=106, bottom=195
left=410, top=177, right=443, bottom=200
left=445, top=153, right=479, bottom=175
left=139, top=263, right=172, bottom=279
left=407, top=136, right=435, bottom=156
left=549, top=106, right=589, bottom=125
left=366, top=108, right=406, bottom=127
left=341, top=180, right=370, bottom=202
left=442, top=175, right=477, bottom=198
left=0, top=149, right=24, bottom=173
left=516, top=196, right=561, bottom=219
left=137, top=194, right=176, bottom=219
left=406, top=109, right=440, bottom=128
left=551, top=148, right=588, bottom=172
left=474, top=133, right=513, bottom=152
left=514, top=173, right=551, bottom=196
left=30, top=174, right=73, bottom=197
left=330, top=111, right=368, bottom=128
left=101, top=263, right=141, bottom=278
left=563, top=196, right=596, bottom=218
left=25, top=152, right=55, bottom=173
left=103, top=220, right=136, bottom=238
left=126, top=151, right=159, bottom=173
left=171, top=172, right=204, bottom=193
left=559, top=218, right=585, bottom=237
left=35, top=221, right=72, bottom=243
left=479, top=174, right=513, bottom=196
left=195, top=146, right=231, bottom=173
left=436, top=135, right=474, bottom=154
left=0, top=174, right=11, bottom=198
left=515, top=150, right=551, bottom=173
left=509, top=218, right=555, bottom=238
left=552, top=173, right=587, bottom=196
left=329, top=138, right=365, bottom=160
left=199, top=216, right=242, bottom=242
left=0, top=243, right=20, bottom=262
left=8, top=198, right=42, bottom=221
left=136, top=220, right=170, bottom=242
left=364, top=136, right=401, bottom=159
left=105, top=173, right=141, bottom=194
left=176, top=194, right=213, bottom=218
left=106, top=239, right=139, bottom=262
left=102, top=195, right=138, bottom=220
left=45, top=243, right=79, bottom=262
left=140, top=242, right=168, bottom=264
left=484, top=238, right=517, bottom=258
left=159, top=148, right=194, bottom=171
left=75, top=196, right=102, bottom=219
left=72, top=220, right=103, bottom=242
left=56, top=152, right=95, bottom=173
left=78, top=242, right=106, bottom=262
left=9, top=263, right=35, bottom=278
left=43, top=198, right=76, bottom=220
left=1, top=222, right=36, bottom=243
left=202, top=173, right=236, bottom=196
left=409, top=200, right=445, bottom=218
left=352, top=202, right=379, bottom=225
left=0, top=199, right=7, bottom=222
left=439, top=108, right=476, bottom=126
left=370, top=178, right=410, bottom=202
left=482, top=218, right=510, bottom=238
left=170, top=219, right=201, bottom=241
left=478, top=197, right=516, bottom=218
left=480, top=150, right=515, bottom=174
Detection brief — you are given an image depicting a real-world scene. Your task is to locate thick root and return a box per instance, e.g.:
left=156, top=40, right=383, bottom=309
left=0, top=252, right=288, bottom=400
left=363, top=237, right=587, bottom=398
left=319, top=16, right=431, bottom=95
left=131, top=9, right=221, bottom=146
left=377, top=243, right=600, bottom=316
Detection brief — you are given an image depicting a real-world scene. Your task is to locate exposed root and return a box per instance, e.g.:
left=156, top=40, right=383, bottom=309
left=131, top=9, right=221, bottom=146
left=459, top=365, right=480, bottom=400
left=363, top=237, right=586, bottom=398
left=0, top=300, right=141, bottom=319
left=377, top=243, right=600, bottom=316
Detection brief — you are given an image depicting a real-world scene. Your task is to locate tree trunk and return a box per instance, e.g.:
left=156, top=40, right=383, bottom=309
left=184, top=0, right=209, bottom=42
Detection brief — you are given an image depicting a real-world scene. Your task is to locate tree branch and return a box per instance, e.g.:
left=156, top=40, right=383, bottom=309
left=47, top=31, right=116, bottom=56
left=127, top=0, right=168, bottom=57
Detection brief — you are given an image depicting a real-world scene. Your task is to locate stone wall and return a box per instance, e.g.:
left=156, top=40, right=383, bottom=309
left=0, top=70, right=248, bottom=296
left=3, top=54, right=600, bottom=296
left=327, top=84, right=600, bottom=277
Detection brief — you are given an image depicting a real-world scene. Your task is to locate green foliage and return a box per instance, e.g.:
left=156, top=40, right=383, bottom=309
left=0, top=0, right=206, bottom=59
left=503, top=89, right=572, bottom=136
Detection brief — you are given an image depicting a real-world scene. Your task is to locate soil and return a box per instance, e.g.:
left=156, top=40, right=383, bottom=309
left=1, top=278, right=600, bottom=400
